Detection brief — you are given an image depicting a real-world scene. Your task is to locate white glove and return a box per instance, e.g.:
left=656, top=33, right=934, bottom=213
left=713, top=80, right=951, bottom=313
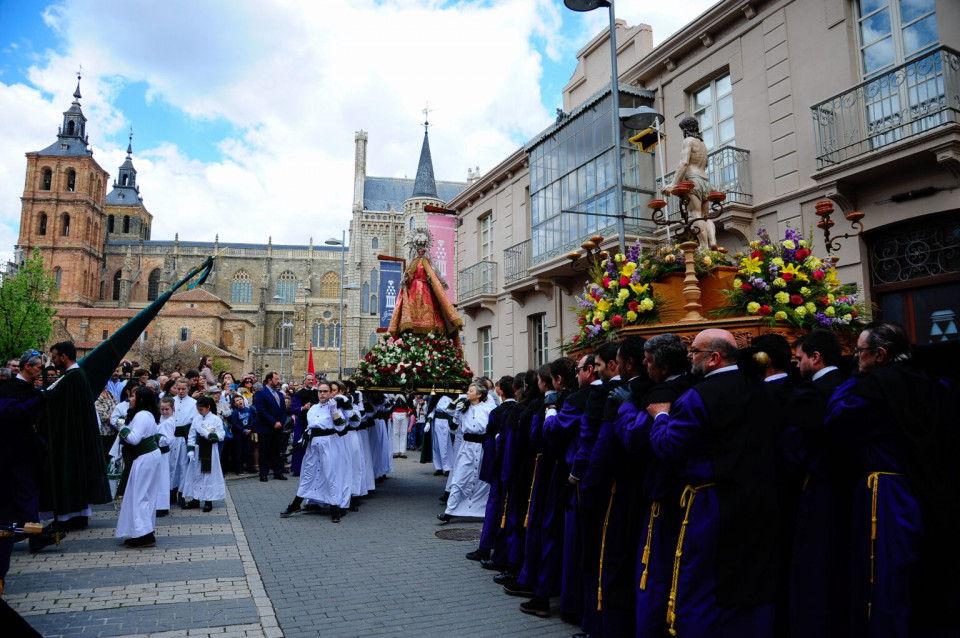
left=424, top=423, right=431, bottom=433
left=187, top=451, right=196, bottom=462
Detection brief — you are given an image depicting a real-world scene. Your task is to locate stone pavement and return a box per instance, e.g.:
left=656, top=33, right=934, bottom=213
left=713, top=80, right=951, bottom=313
left=6, top=458, right=577, bottom=637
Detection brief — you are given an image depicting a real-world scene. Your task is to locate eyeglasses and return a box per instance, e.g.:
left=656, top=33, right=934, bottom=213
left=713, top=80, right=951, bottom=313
left=688, top=348, right=716, bottom=356
left=853, top=346, right=874, bottom=355
left=577, top=365, right=592, bottom=372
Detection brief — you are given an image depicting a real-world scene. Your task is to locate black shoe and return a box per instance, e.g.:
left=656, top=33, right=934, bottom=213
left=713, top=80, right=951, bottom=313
left=481, top=558, right=507, bottom=571
left=280, top=505, right=300, bottom=518
left=28, top=533, right=58, bottom=553
left=503, top=582, right=535, bottom=597
left=125, top=532, right=157, bottom=548
left=439, top=491, right=449, bottom=502
left=202, top=501, right=213, bottom=513
left=331, top=507, right=342, bottom=523
left=170, top=489, right=179, bottom=505
left=437, top=513, right=451, bottom=524
left=181, top=499, right=200, bottom=509
left=302, top=504, right=322, bottom=513
left=156, top=509, right=169, bottom=518
left=433, top=469, right=444, bottom=476
left=443, top=471, right=449, bottom=477
left=520, top=596, right=551, bottom=617
left=177, top=494, right=186, bottom=508
left=260, top=476, right=269, bottom=482
left=466, top=548, right=490, bottom=561
left=274, top=474, right=288, bottom=480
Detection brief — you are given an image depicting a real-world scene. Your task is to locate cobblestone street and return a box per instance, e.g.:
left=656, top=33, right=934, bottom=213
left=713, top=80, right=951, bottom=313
left=6, top=458, right=574, bottom=637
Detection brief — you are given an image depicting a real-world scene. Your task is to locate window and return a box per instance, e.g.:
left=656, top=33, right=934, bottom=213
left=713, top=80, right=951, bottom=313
left=62, top=214, right=70, bottom=237
left=39, top=213, right=47, bottom=236
left=147, top=269, right=161, bottom=301
left=54, top=267, right=62, bottom=290
left=66, top=169, right=76, bottom=192
left=371, top=269, right=378, bottom=291
left=362, top=283, right=370, bottom=313
left=479, top=327, right=493, bottom=378
left=112, top=270, right=122, bottom=301
left=692, top=73, right=735, bottom=151
left=858, top=0, right=937, bottom=77
left=370, top=295, right=377, bottom=315
left=480, top=214, right=493, bottom=262
left=410, top=217, right=415, bottom=230
left=123, top=216, right=130, bottom=234
left=530, top=314, right=549, bottom=368
left=320, top=272, right=340, bottom=298
left=277, top=270, right=298, bottom=303
left=107, top=215, right=115, bottom=233
left=231, top=270, right=253, bottom=303
left=102, top=330, right=108, bottom=340
left=275, top=320, right=293, bottom=349
left=312, top=322, right=326, bottom=347
left=328, top=323, right=341, bottom=348
left=372, top=237, right=379, bottom=249
left=41, top=168, right=52, bottom=190
left=180, top=328, right=189, bottom=342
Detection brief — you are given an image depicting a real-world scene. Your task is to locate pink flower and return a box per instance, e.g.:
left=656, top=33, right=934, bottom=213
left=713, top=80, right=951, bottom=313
left=602, top=277, right=612, bottom=288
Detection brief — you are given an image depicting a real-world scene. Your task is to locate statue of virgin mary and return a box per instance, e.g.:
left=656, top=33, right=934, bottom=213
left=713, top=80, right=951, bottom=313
left=388, top=228, right=464, bottom=338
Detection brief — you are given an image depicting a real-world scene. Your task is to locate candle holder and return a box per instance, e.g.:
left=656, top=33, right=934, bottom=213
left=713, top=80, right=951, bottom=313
left=814, top=200, right=866, bottom=264
left=567, top=235, right=609, bottom=273
left=649, top=184, right=726, bottom=322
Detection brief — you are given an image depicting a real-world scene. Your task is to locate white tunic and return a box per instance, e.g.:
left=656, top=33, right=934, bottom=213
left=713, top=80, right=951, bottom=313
left=115, top=411, right=164, bottom=539
left=297, top=402, right=351, bottom=508
left=170, top=395, right=197, bottom=489
left=182, top=413, right=226, bottom=502
left=431, top=396, right=455, bottom=473
left=358, top=412, right=377, bottom=492
left=444, top=400, right=493, bottom=518
left=155, top=414, right=174, bottom=509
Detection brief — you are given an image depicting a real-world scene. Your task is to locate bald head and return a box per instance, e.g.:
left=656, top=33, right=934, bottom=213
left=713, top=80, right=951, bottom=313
left=689, top=329, right=740, bottom=376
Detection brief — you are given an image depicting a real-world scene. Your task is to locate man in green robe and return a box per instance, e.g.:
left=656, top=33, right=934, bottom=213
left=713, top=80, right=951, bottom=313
left=38, top=342, right=112, bottom=532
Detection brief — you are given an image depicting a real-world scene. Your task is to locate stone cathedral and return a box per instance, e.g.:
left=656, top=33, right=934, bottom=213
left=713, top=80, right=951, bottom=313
left=11, top=80, right=467, bottom=377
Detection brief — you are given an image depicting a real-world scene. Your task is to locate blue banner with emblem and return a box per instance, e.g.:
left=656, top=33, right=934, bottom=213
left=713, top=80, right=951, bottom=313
left=378, top=259, right=404, bottom=330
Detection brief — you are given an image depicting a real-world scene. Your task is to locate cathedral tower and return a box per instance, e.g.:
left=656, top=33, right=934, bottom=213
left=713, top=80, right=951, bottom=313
left=16, top=76, right=110, bottom=307
left=104, top=132, right=152, bottom=242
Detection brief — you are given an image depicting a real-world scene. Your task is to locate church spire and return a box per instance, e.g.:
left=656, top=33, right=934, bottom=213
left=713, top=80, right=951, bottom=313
left=116, top=128, right=138, bottom=189
left=411, top=106, right=438, bottom=199
left=60, top=69, right=88, bottom=142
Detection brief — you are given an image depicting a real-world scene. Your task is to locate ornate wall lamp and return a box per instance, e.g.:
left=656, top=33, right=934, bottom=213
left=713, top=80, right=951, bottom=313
left=814, top=200, right=866, bottom=266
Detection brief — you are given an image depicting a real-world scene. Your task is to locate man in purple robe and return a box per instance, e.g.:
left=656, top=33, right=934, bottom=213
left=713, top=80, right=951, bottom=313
left=647, top=328, right=778, bottom=638
left=825, top=321, right=960, bottom=637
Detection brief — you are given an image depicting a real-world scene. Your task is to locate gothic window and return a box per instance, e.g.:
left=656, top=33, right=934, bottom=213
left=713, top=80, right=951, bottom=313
left=147, top=269, right=161, bottom=301
left=62, top=214, right=70, bottom=237
left=41, top=168, right=52, bottom=190
left=275, top=320, right=293, bottom=349
left=320, top=272, right=340, bottom=298
left=277, top=270, right=298, bottom=302
left=112, top=270, right=122, bottom=301
left=372, top=237, right=379, bottom=249
left=67, top=169, right=76, bottom=192
left=231, top=270, right=252, bottom=303
left=312, top=322, right=326, bottom=347
left=328, top=323, right=341, bottom=348
left=123, top=215, right=130, bottom=234
left=371, top=295, right=378, bottom=315
left=107, top=215, right=115, bottom=233
left=371, top=268, right=378, bottom=291
left=66, top=121, right=75, bottom=135
left=54, top=267, right=62, bottom=291
left=362, top=283, right=370, bottom=313
left=39, top=213, right=47, bottom=236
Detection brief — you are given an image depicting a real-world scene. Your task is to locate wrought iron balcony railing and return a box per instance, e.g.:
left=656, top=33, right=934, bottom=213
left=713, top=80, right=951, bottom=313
left=812, top=46, right=960, bottom=170
left=458, top=261, right=497, bottom=303
left=656, top=145, right=752, bottom=216
left=504, top=239, right=531, bottom=284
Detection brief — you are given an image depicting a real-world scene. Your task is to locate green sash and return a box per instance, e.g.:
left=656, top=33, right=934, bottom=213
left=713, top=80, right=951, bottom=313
left=116, top=434, right=160, bottom=497
left=197, top=437, right=213, bottom=474
left=174, top=424, right=190, bottom=438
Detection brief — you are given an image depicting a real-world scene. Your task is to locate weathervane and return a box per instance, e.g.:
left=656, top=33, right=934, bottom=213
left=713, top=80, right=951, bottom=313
left=422, top=103, right=432, bottom=133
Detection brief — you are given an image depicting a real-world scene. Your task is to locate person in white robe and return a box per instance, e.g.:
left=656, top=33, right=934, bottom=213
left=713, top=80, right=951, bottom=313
left=444, top=394, right=467, bottom=496
left=181, top=396, right=226, bottom=512
left=429, top=395, right=455, bottom=476
left=356, top=391, right=377, bottom=493
left=154, top=396, right=175, bottom=517
left=115, top=387, right=165, bottom=548
left=438, top=382, right=493, bottom=522
left=332, top=382, right=365, bottom=503
left=380, top=396, right=395, bottom=476
left=280, top=382, right=351, bottom=523
left=170, top=380, right=197, bottom=506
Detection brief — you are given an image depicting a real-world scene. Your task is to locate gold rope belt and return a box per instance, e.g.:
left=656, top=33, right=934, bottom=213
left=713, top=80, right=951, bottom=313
left=640, top=500, right=661, bottom=591
left=524, top=453, right=542, bottom=529
left=597, top=481, right=618, bottom=611
left=667, top=482, right=716, bottom=636
left=500, top=491, right=510, bottom=529
left=866, top=471, right=903, bottom=621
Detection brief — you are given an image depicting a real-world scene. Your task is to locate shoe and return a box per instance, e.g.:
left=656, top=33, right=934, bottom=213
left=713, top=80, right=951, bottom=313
left=41, top=524, right=67, bottom=538
left=260, top=476, right=268, bottom=482
left=433, top=469, right=444, bottom=476
left=156, top=509, right=169, bottom=518
left=439, top=491, right=449, bottom=502
left=481, top=558, right=507, bottom=571
left=280, top=505, right=300, bottom=518
left=177, top=494, right=186, bottom=508
left=125, top=533, right=157, bottom=548
left=202, top=501, right=213, bottom=513
left=291, top=472, right=299, bottom=477
left=302, top=504, right=322, bottom=513
left=465, top=548, right=490, bottom=562
left=399, top=454, right=407, bottom=459
left=274, top=474, right=288, bottom=480
left=331, top=507, right=342, bottom=523
left=170, top=489, right=179, bottom=505
left=443, top=471, right=449, bottom=477
left=503, top=582, right=535, bottom=597
left=28, top=533, right=58, bottom=553
left=181, top=499, right=200, bottom=509
left=437, top=513, right=452, bottom=524
left=519, top=597, right=551, bottom=617
left=493, top=572, right=517, bottom=585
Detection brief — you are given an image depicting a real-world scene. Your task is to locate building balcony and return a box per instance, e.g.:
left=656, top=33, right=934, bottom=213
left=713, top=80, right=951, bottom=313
left=457, top=260, right=498, bottom=317
left=811, top=46, right=960, bottom=176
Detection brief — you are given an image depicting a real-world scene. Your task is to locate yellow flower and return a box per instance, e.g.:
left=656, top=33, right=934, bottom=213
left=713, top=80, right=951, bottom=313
left=763, top=245, right=773, bottom=253
left=843, top=313, right=852, bottom=321
left=626, top=311, right=638, bottom=322
left=749, top=240, right=760, bottom=249
left=602, top=321, right=611, bottom=331
left=775, top=311, right=787, bottom=321
left=596, top=299, right=612, bottom=312
left=773, top=257, right=785, bottom=267
left=747, top=302, right=761, bottom=315
left=664, top=254, right=676, bottom=264
left=808, top=257, right=822, bottom=269
left=782, top=263, right=809, bottom=283
left=782, top=239, right=796, bottom=250
left=805, top=302, right=817, bottom=314
left=740, top=255, right=763, bottom=275
left=601, top=259, right=609, bottom=268
left=734, top=278, right=742, bottom=288
left=630, top=282, right=649, bottom=296
left=617, top=289, right=630, bottom=303
left=825, top=306, right=836, bottom=317
left=795, top=307, right=807, bottom=318
left=702, top=256, right=712, bottom=267
left=639, top=298, right=655, bottom=312
left=825, top=268, right=840, bottom=286
left=775, top=292, right=789, bottom=304
left=800, top=287, right=811, bottom=296
left=773, top=278, right=787, bottom=288
left=621, top=262, right=637, bottom=277
left=615, top=253, right=625, bottom=263
left=827, top=294, right=836, bottom=304
left=799, top=240, right=808, bottom=248
left=594, top=311, right=606, bottom=322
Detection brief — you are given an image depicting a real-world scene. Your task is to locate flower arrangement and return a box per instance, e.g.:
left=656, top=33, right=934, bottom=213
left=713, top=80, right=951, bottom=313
left=639, top=242, right=732, bottom=281
left=566, top=243, right=662, bottom=351
left=355, top=332, right=473, bottom=389
left=717, top=225, right=867, bottom=331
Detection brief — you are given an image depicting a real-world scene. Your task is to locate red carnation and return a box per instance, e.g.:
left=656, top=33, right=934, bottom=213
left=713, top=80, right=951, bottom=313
left=782, top=272, right=794, bottom=282
left=628, top=301, right=639, bottom=312
left=851, top=309, right=858, bottom=318
left=740, top=283, right=753, bottom=292
left=602, top=277, right=612, bottom=288
left=611, top=315, right=623, bottom=328
left=758, top=305, right=772, bottom=316
left=579, top=316, right=586, bottom=325
left=594, top=317, right=602, bottom=325
left=790, top=295, right=803, bottom=305
left=573, top=335, right=580, bottom=343
left=812, top=270, right=825, bottom=281
left=751, top=250, right=763, bottom=259
left=795, top=248, right=811, bottom=261
left=619, top=277, right=629, bottom=287
left=818, top=296, right=830, bottom=306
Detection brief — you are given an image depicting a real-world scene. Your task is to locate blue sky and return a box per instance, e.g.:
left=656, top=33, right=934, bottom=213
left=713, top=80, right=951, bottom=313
left=0, top=0, right=716, bottom=260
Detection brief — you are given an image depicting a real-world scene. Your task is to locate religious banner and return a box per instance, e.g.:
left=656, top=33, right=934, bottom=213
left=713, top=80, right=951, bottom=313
left=378, top=257, right=404, bottom=330
left=428, top=213, right=456, bottom=304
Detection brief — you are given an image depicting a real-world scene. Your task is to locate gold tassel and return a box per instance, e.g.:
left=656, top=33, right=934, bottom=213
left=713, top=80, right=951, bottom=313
left=524, top=453, right=541, bottom=529
left=667, top=483, right=715, bottom=636
left=866, top=472, right=901, bottom=622
left=597, top=481, right=617, bottom=611
left=639, top=500, right=660, bottom=591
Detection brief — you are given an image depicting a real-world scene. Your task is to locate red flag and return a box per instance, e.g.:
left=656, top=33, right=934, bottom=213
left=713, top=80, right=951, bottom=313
left=307, top=342, right=316, bottom=375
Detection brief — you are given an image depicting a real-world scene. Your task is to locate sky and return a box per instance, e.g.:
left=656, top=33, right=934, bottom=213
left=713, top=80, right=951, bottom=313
left=0, top=0, right=718, bottom=263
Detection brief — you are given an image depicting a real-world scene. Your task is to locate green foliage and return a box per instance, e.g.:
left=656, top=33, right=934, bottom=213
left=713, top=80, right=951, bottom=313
left=0, top=249, right=59, bottom=362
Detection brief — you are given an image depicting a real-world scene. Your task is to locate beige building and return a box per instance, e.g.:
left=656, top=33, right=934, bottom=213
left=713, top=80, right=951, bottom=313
left=452, top=0, right=960, bottom=377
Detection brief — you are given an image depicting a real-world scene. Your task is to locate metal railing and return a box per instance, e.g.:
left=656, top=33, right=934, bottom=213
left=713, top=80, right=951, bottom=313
left=458, top=261, right=497, bottom=302
left=656, top=145, right=752, bottom=216
left=812, top=46, right=960, bottom=170
left=504, top=240, right=531, bottom=284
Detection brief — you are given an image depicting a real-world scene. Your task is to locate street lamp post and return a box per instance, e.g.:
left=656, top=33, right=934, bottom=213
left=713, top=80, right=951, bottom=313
left=272, top=293, right=293, bottom=381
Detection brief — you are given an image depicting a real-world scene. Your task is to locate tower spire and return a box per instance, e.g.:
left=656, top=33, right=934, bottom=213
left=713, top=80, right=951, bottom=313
left=411, top=108, right=438, bottom=199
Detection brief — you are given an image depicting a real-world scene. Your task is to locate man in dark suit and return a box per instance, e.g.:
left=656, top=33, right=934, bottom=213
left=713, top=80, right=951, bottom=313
left=253, top=371, right=288, bottom=482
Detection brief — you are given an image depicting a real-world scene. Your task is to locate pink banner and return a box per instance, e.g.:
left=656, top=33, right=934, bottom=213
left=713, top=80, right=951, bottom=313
left=428, top=214, right=456, bottom=304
